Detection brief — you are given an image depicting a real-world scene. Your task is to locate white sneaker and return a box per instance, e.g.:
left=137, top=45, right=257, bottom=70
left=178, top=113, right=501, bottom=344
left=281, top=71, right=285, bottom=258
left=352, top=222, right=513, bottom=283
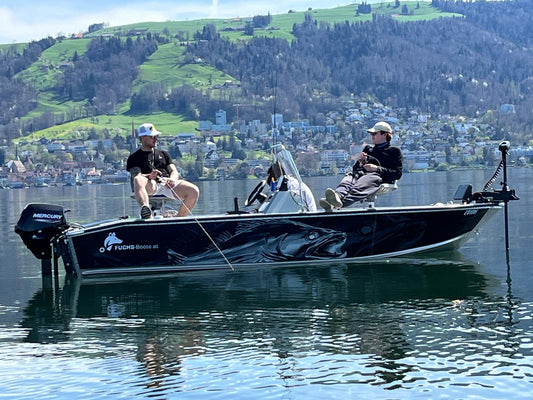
left=325, top=188, right=343, bottom=208
left=319, top=198, right=333, bottom=212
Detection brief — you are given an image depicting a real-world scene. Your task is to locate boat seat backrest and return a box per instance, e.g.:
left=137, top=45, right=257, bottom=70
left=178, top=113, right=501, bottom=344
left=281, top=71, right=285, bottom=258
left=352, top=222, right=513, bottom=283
left=365, top=182, right=398, bottom=208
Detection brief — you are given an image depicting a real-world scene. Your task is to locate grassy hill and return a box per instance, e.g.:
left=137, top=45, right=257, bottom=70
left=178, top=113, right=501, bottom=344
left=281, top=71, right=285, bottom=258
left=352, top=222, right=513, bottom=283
left=135, top=42, right=235, bottom=91
left=89, top=2, right=459, bottom=41
left=7, top=1, right=460, bottom=142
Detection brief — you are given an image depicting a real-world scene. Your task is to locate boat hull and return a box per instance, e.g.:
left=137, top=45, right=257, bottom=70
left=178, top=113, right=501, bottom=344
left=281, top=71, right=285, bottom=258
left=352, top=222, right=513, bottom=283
left=60, top=203, right=499, bottom=277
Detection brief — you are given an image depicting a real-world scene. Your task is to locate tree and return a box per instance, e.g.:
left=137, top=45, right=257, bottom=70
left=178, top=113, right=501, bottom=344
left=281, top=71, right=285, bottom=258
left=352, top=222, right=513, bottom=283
left=232, top=148, right=247, bottom=160
left=296, top=152, right=319, bottom=175
left=244, top=22, right=254, bottom=36
left=168, top=144, right=182, bottom=159
left=232, top=162, right=249, bottom=179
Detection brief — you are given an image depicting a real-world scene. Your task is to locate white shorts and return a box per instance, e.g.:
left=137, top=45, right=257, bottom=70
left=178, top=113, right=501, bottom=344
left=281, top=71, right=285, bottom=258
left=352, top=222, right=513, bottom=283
left=153, top=178, right=183, bottom=199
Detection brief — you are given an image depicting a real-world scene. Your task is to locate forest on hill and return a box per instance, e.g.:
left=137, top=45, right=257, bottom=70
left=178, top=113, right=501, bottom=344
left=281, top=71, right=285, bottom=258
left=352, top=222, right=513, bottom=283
left=0, top=0, right=532, bottom=142
left=184, top=0, right=533, bottom=130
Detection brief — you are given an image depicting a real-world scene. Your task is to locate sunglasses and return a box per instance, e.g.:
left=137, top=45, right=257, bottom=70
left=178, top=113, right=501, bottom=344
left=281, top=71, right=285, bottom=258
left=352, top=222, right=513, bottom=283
left=370, top=131, right=383, bottom=136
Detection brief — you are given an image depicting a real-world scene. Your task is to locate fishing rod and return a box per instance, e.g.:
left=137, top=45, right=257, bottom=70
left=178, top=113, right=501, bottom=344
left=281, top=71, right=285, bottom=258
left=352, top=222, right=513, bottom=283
left=149, top=145, right=234, bottom=271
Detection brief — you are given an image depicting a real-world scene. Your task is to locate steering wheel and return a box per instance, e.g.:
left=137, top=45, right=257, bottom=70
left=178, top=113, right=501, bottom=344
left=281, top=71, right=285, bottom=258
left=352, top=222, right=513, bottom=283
left=245, top=180, right=267, bottom=206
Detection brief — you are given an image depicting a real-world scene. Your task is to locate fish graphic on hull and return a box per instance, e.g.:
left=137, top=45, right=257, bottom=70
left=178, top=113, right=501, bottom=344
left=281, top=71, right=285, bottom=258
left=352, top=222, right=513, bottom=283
left=168, top=220, right=347, bottom=265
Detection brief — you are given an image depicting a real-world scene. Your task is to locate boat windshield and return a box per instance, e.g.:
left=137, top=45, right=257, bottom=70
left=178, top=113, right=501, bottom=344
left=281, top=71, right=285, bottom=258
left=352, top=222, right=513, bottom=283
left=269, top=144, right=317, bottom=211
left=271, top=144, right=304, bottom=184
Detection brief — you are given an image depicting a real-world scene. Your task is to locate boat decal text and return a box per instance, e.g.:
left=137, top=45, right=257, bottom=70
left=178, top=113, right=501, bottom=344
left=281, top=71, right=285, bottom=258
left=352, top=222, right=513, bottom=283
left=463, top=209, right=479, bottom=215
left=32, top=212, right=62, bottom=222
left=99, top=232, right=159, bottom=253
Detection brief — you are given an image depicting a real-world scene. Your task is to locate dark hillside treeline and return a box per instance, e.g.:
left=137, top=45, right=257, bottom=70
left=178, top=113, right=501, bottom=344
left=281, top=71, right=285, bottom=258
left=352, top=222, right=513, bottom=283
left=0, top=37, right=56, bottom=77
left=0, top=38, right=56, bottom=126
left=433, top=0, right=533, bottom=47
left=186, top=0, right=533, bottom=130
left=55, top=36, right=160, bottom=114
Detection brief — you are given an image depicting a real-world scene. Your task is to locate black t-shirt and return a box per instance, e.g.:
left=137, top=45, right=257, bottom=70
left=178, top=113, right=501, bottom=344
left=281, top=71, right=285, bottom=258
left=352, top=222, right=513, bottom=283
left=126, top=148, right=174, bottom=178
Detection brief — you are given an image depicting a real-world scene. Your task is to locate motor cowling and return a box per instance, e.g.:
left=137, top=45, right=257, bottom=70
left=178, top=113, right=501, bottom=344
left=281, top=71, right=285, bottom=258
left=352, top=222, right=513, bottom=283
left=15, top=203, right=69, bottom=260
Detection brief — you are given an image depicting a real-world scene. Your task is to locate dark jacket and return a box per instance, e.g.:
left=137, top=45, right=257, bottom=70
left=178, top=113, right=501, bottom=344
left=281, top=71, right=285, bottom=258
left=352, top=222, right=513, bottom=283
left=353, top=142, right=403, bottom=183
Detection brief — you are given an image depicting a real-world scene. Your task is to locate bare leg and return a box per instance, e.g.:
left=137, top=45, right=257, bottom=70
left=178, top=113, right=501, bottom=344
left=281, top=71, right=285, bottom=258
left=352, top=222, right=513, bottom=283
left=133, top=175, right=156, bottom=208
left=172, top=181, right=200, bottom=217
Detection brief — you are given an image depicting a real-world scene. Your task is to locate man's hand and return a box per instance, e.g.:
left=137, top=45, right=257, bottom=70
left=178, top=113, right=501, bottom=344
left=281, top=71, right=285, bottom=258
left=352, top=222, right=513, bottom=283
left=363, top=163, right=379, bottom=172
left=148, top=169, right=162, bottom=181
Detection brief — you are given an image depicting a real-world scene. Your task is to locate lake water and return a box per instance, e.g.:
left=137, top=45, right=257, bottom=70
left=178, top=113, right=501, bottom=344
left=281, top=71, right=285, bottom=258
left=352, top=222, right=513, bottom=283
left=1, top=168, right=532, bottom=399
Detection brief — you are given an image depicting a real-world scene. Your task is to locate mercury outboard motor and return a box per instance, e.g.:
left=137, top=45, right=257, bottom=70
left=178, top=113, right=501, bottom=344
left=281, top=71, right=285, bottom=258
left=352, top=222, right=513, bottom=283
left=15, top=203, right=69, bottom=260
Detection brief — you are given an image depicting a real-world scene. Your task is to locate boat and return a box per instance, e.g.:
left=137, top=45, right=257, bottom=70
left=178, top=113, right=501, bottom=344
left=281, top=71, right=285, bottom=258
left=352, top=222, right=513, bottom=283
left=15, top=142, right=518, bottom=278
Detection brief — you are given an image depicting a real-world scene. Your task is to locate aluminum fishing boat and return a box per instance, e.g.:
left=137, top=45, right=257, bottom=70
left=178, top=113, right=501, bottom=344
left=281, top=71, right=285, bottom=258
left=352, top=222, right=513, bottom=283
left=15, top=142, right=517, bottom=277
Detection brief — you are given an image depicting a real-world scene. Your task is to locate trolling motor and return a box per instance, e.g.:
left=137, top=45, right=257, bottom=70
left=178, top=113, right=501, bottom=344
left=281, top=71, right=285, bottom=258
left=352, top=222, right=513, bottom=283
left=471, top=141, right=519, bottom=253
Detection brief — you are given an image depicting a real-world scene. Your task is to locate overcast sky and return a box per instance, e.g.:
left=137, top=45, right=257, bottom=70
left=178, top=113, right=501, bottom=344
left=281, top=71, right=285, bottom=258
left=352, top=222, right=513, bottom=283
left=0, top=0, right=351, bottom=44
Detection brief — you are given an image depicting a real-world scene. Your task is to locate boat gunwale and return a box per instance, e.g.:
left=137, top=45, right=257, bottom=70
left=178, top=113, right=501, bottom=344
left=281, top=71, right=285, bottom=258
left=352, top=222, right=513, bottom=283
left=65, top=201, right=502, bottom=236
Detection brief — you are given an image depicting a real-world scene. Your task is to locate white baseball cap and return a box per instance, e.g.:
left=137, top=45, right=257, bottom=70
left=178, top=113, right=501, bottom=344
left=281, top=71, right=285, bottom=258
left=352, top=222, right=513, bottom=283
left=367, top=121, right=392, bottom=133
left=138, top=123, right=161, bottom=137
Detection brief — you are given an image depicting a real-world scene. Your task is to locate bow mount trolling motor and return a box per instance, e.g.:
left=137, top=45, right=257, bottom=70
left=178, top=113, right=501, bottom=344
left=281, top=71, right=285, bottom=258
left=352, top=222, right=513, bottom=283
left=472, top=141, right=519, bottom=204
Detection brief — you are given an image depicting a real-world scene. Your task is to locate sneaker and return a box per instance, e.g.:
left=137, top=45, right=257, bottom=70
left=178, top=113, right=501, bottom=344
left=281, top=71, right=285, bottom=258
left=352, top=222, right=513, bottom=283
left=319, top=198, right=333, bottom=212
left=140, top=205, right=152, bottom=219
left=325, top=188, right=343, bottom=208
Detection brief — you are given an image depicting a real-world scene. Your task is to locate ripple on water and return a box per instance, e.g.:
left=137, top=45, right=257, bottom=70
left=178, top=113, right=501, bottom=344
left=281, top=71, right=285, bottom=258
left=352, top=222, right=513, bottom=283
left=1, top=291, right=533, bottom=398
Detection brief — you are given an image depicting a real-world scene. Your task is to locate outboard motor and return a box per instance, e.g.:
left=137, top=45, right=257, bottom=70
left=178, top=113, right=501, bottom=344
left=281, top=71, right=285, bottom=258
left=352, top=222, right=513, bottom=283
left=15, top=203, right=69, bottom=260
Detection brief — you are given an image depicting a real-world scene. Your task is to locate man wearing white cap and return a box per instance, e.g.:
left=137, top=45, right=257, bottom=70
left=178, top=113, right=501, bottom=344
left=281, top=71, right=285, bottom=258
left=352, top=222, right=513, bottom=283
left=127, top=123, right=199, bottom=219
left=319, top=121, right=403, bottom=211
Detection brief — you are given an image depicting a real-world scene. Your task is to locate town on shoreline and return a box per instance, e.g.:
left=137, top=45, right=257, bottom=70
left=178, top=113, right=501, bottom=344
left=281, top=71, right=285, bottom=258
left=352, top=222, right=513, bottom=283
left=1, top=100, right=530, bottom=189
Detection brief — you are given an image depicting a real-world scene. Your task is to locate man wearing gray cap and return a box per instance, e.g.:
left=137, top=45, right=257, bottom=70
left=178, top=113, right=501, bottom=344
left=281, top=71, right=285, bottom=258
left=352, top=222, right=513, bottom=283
left=127, top=123, right=199, bottom=219
left=319, top=121, right=403, bottom=211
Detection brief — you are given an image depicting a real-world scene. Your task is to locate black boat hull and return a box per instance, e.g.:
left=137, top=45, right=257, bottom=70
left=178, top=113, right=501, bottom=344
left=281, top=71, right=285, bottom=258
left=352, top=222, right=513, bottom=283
left=59, top=203, right=498, bottom=276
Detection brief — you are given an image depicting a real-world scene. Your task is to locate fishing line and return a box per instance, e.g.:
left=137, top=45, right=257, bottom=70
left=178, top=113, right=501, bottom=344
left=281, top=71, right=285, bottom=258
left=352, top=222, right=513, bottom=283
left=149, top=144, right=233, bottom=270
left=165, top=180, right=235, bottom=271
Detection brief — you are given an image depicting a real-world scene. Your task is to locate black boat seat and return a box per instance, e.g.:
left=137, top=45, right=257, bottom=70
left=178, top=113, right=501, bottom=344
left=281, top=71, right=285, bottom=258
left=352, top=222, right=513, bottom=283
left=129, top=193, right=182, bottom=217
left=364, top=182, right=398, bottom=208
left=129, top=176, right=183, bottom=217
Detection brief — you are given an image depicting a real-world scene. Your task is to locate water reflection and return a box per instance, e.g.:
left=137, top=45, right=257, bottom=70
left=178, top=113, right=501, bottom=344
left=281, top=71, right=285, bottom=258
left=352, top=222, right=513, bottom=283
left=21, top=255, right=492, bottom=333
left=19, top=255, right=526, bottom=391
left=6, top=170, right=532, bottom=397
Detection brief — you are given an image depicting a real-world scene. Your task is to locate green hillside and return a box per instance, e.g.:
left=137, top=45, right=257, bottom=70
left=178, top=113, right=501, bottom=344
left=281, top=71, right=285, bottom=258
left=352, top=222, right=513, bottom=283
left=135, top=42, right=235, bottom=91
left=6, top=1, right=460, bottom=141
left=90, top=2, right=459, bottom=41
left=30, top=113, right=198, bottom=141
